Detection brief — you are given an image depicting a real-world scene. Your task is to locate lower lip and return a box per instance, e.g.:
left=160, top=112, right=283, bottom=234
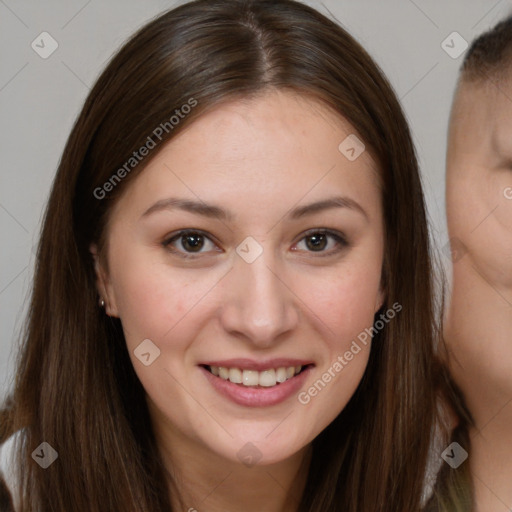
left=200, top=366, right=313, bottom=407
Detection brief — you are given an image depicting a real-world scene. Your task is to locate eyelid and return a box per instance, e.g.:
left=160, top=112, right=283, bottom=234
left=162, top=229, right=221, bottom=259
left=292, top=229, right=349, bottom=256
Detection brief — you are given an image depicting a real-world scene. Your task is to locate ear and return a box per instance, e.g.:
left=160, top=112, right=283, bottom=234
left=375, top=285, right=386, bottom=314
left=89, top=243, right=119, bottom=317
left=375, top=264, right=387, bottom=314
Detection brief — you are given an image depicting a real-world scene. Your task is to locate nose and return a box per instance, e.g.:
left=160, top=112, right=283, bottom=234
left=219, top=251, right=300, bottom=348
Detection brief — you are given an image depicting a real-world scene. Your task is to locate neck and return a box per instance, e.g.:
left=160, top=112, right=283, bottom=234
left=154, top=419, right=311, bottom=512
left=469, top=402, right=512, bottom=511
left=445, top=259, right=512, bottom=510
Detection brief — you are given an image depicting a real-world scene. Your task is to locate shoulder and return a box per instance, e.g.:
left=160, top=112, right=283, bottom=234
left=0, top=430, right=23, bottom=511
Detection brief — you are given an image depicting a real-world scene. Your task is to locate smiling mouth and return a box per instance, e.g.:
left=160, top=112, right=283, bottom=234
left=201, top=364, right=312, bottom=388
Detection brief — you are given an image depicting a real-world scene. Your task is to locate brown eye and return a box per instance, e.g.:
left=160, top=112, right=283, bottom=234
left=305, top=233, right=328, bottom=251
left=294, top=230, right=348, bottom=256
left=180, top=233, right=205, bottom=252
left=163, top=230, right=218, bottom=258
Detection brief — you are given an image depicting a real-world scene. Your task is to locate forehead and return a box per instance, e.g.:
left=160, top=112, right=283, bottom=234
left=106, top=89, right=383, bottom=230
left=450, top=78, right=512, bottom=153
left=123, top=90, right=380, bottom=196
left=170, top=91, right=367, bottom=159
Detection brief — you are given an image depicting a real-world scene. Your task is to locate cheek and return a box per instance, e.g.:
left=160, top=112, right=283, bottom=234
left=299, top=257, right=381, bottom=389
left=109, top=248, right=220, bottom=350
left=449, top=169, right=512, bottom=285
left=299, top=252, right=382, bottom=333
left=290, top=257, right=382, bottom=385
left=294, top=282, right=374, bottom=439
left=491, top=171, right=512, bottom=238
left=484, top=175, right=512, bottom=283
left=447, top=168, right=480, bottom=233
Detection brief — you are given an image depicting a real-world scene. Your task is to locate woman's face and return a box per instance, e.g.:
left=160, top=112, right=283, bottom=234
left=95, top=90, right=385, bottom=466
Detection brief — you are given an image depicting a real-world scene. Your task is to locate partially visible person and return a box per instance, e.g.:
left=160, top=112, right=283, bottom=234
left=444, top=15, right=512, bottom=512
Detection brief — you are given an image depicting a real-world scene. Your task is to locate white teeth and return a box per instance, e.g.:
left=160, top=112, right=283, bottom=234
left=243, top=370, right=259, bottom=386
left=208, top=365, right=304, bottom=387
left=276, top=367, right=287, bottom=383
left=228, top=368, right=242, bottom=384
left=259, top=369, right=276, bottom=387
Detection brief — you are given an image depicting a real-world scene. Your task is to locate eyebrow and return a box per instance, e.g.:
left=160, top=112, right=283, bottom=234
left=140, top=195, right=368, bottom=221
left=141, top=198, right=234, bottom=221
left=290, top=196, right=368, bottom=220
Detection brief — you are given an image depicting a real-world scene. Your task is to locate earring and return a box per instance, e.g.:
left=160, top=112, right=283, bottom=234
left=99, top=298, right=105, bottom=308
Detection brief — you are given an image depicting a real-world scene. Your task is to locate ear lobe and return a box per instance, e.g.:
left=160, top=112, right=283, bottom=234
left=375, top=287, right=386, bottom=314
left=89, top=243, right=119, bottom=317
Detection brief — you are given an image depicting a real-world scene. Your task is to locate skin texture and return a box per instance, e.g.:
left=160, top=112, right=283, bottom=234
left=92, top=90, right=385, bottom=511
left=445, top=79, right=512, bottom=512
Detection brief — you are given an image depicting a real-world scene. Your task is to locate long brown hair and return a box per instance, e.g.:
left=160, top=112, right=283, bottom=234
left=2, top=0, right=444, bottom=510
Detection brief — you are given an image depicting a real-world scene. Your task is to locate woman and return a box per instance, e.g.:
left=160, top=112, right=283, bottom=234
left=0, top=0, right=451, bottom=510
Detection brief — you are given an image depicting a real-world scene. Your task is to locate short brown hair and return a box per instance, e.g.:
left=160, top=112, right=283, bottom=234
left=461, top=14, right=512, bottom=82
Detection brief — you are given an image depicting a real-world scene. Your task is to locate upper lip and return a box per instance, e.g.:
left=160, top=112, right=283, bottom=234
left=199, top=358, right=314, bottom=371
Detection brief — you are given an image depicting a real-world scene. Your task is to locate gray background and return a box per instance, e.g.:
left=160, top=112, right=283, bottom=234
left=1, top=0, right=511, bottom=402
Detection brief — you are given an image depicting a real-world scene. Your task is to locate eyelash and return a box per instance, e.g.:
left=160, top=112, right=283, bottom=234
left=162, top=229, right=349, bottom=260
